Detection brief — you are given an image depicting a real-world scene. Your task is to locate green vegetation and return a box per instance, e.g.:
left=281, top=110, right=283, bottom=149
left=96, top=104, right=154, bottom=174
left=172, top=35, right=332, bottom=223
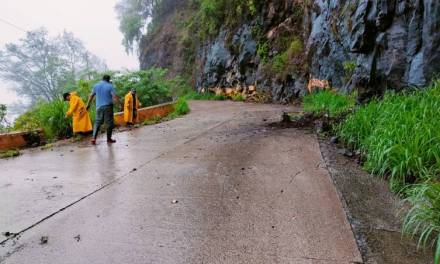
left=266, top=37, right=304, bottom=78
left=189, top=0, right=261, bottom=40
left=142, top=98, right=190, bottom=126
left=231, top=93, right=245, bottom=102
left=0, top=149, right=20, bottom=159
left=257, top=42, right=269, bottom=64
left=288, top=38, right=304, bottom=56
left=0, top=104, right=9, bottom=133
left=14, top=99, right=71, bottom=140
left=403, top=182, right=440, bottom=264
left=302, top=81, right=440, bottom=262
left=183, top=90, right=227, bottom=101
left=170, top=97, right=190, bottom=117
left=115, top=0, right=162, bottom=52
left=142, top=115, right=163, bottom=126
left=343, top=60, right=356, bottom=74
left=13, top=69, right=190, bottom=141
left=272, top=52, right=289, bottom=74
left=0, top=29, right=106, bottom=103
left=306, top=80, right=440, bottom=262
left=343, top=60, right=356, bottom=81
left=338, top=82, right=440, bottom=192
left=303, top=90, right=356, bottom=118
left=112, top=69, right=174, bottom=107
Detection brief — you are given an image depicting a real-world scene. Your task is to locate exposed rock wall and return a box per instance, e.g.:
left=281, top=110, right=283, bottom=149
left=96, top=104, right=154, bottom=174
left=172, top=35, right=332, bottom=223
left=139, top=0, right=440, bottom=102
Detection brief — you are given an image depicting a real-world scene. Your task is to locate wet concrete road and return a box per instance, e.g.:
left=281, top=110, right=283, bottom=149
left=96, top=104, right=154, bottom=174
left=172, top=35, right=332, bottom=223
left=0, top=101, right=362, bottom=263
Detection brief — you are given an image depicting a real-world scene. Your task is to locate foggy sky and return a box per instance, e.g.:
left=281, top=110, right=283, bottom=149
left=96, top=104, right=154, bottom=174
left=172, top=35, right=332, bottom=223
left=0, top=0, right=139, bottom=106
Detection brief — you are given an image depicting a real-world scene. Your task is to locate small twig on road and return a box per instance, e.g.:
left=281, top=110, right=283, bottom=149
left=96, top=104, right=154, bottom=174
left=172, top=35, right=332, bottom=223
left=289, top=171, right=302, bottom=184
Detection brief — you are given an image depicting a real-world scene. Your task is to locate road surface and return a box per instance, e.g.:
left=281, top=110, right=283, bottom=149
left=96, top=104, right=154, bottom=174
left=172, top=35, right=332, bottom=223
left=0, top=101, right=362, bottom=263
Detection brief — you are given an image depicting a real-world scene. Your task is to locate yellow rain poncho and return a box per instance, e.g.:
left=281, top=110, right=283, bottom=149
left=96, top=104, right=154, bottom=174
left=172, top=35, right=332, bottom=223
left=124, top=91, right=141, bottom=124
left=66, top=92, right=93, bottom=133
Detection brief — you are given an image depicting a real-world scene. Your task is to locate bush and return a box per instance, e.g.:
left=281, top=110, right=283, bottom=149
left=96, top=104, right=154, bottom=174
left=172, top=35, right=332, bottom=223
left=332, top=80, right=440, bottom=263
left=288, top=38, right=303, bottom=56
left=0, top=149, right=20, bottom=159
left=0, top=104, right=10, bottom=133
left=257, top=42, right=269, bottom=64
left=189, top=0, right=262, bottom=40
left=183, top=90, right=227, bottom=101
left=232, top=93, right=245, bottom=102
left=267, top=37, right=304, bottom=77
left=272, top=52, right=289, bottom=74
left=172, top=97, right=190, bottom=116
left=403, top=182, right=440, bottom=264
left=303, top=90, right=356, bottom=118
left=113, top=69, right=173, bottom=108
left=338, top=80, right=440, bottom=192
left=13, top=69, right=189, bottom=140
left=14, top=99, right=71, bottom=140
left=343, top=60, right=356, bottom=81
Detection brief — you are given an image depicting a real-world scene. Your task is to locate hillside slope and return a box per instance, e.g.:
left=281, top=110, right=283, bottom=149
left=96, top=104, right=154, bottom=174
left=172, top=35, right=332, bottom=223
left=139, top=0, right=440, bottom=102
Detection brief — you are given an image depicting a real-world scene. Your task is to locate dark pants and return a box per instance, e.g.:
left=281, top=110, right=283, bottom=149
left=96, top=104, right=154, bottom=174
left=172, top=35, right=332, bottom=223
left=93, top=105, right=114, bottom=140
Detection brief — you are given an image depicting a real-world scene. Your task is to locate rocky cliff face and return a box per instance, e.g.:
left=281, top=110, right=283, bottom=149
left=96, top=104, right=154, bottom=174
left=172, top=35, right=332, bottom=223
left=139, top=0, right=440, bottom=102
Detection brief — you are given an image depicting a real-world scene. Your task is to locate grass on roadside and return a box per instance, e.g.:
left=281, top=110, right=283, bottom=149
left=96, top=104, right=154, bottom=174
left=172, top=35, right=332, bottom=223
left=303, top=90, right=356, bottom=118
left=0, top=149, right=20, bottom=159
left=183, top=90, right=227, bottom=101
left=302, top=81, right=440, bottom=263
left=231, top=93, right=245, bottom=102
left=403, top=182, right=440, bottom=264
left=338, top=81, right=440, bottom=192
left=329, top=80, right=440, bottom=262
left=142, top=97, right=191, bottom=126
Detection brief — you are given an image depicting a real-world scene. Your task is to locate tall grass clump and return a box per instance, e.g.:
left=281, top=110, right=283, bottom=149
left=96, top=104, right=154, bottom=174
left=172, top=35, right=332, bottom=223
left=403, top=182, right=440, bottom=264
left=336, top=80, right=440, bottom=262
left=171, top=98, right=190, bottom=117
left=14, top=99, right=71, bottom=140
left=303, top=90, right=356, bottom=118
left=338, top=80, right=440, bottom=192
left=183, top=90, right=227, bottom=101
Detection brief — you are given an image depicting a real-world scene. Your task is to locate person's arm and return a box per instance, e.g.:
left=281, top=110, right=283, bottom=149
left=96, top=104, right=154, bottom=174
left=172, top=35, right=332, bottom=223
left=65, top=98, right=77, bottom=118
left=111, top=86, right=122, bottom=108
left=113, top=94, right=121, bottom=107
left=85, top=93, right=95, bottom=111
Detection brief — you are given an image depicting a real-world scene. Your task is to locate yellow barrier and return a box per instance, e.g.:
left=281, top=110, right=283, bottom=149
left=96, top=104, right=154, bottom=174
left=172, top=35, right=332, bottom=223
left=0, top=130, right=45, bottom=151
left=0, top=102, right=175, bottom=151
left=113, top=101, right=175, bottom=126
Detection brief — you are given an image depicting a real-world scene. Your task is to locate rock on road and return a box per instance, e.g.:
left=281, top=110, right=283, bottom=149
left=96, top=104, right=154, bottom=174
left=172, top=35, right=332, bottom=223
left=0, top=101, right=362, bottom=263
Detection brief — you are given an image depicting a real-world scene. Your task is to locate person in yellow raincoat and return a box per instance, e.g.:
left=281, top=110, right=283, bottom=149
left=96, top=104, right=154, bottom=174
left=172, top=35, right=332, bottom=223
left=124, top=89, right=141, bottom=126
left=63, top=92, right=93, bottom=134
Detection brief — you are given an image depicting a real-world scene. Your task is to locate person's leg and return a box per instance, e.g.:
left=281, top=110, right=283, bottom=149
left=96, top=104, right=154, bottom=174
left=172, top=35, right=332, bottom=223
left=104, top=105, right=115, bottom=142
left=93, top=107, right=104, bottom=140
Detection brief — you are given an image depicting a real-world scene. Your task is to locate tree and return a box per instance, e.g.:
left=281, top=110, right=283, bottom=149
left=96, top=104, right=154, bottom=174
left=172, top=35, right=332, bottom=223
left=0, top=104, right=9, bottom=132
left=115, top=0, right=162, bottom=53
left=0, top=28, right=107, bottom=103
